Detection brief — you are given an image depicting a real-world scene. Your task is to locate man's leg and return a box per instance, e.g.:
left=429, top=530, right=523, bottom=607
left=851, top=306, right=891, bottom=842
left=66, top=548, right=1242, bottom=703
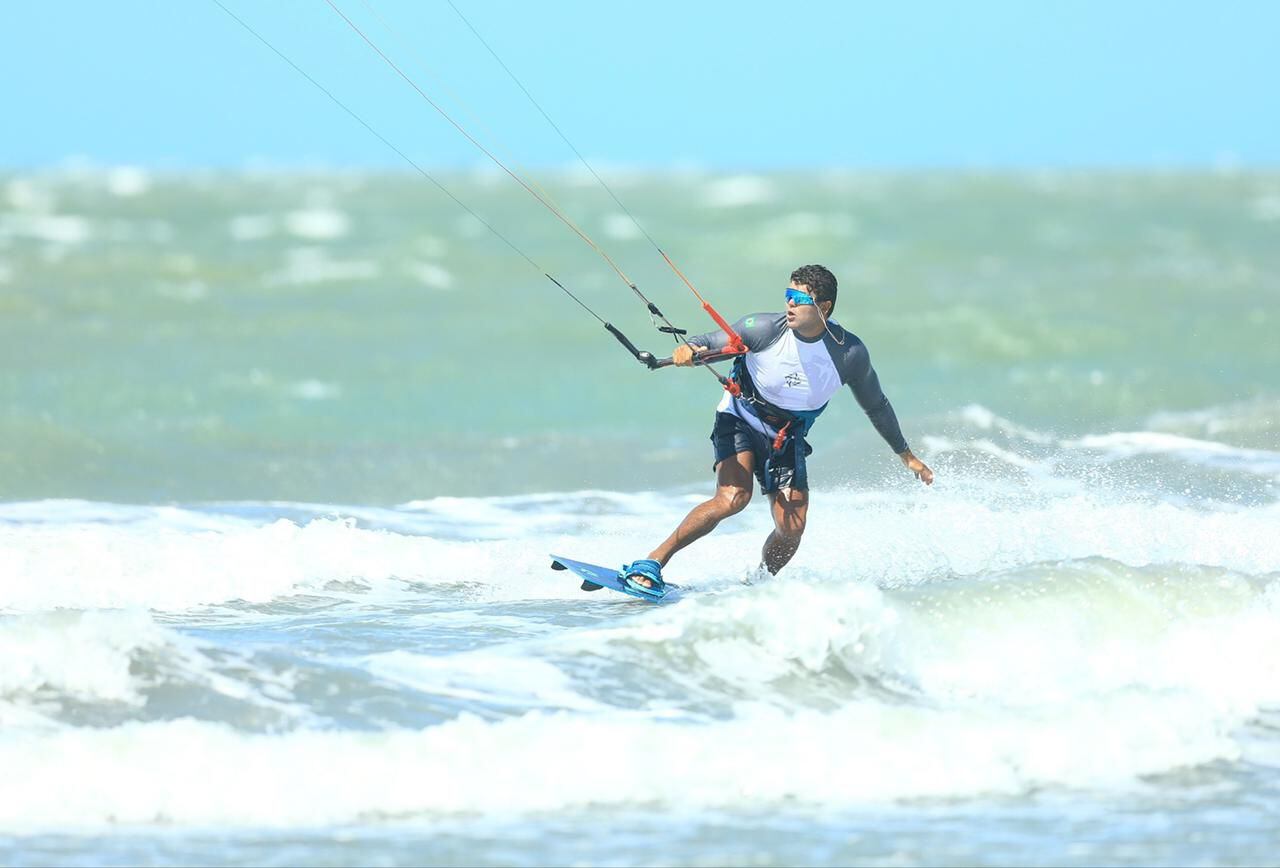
left=640, top=451, right=755, bottom=581
left=762, top=486, right=809, bottom=574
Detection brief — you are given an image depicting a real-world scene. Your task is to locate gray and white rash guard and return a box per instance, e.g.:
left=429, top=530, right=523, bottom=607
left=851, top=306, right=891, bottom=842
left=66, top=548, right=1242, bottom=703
left=687, top=312, right=909, bottom=454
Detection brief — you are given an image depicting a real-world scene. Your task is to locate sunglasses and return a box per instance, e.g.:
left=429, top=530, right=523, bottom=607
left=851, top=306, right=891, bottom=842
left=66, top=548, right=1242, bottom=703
left=785, top=288, right=816, bottom=306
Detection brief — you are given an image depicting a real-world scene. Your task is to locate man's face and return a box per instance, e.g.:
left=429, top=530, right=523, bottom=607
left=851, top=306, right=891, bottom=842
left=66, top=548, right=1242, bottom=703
left=785, top=280, right=828, bottom=333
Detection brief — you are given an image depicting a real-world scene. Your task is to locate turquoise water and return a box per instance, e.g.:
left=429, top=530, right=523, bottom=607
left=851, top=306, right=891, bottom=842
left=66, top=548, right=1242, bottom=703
left=1, top=167, right=1278, bottom=867
left=2, top=168, right=1276, bottom=501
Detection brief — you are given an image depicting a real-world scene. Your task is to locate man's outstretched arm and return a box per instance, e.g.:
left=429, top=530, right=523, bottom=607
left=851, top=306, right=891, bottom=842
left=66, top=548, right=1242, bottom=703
left=847, top=352, right=934, bottom=485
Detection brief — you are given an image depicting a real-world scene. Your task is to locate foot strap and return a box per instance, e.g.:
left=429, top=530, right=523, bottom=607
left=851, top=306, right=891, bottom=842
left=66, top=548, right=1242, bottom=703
left=620, top=559, right=666, bottom=598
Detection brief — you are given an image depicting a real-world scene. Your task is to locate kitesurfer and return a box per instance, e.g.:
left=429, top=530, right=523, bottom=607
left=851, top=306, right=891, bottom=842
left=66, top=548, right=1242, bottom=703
left=621, top=264, right=933, bottom=596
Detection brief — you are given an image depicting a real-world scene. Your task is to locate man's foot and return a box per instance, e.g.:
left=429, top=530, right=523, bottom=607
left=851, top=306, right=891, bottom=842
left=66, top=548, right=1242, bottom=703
left=620, top=559, right=665, bottom=597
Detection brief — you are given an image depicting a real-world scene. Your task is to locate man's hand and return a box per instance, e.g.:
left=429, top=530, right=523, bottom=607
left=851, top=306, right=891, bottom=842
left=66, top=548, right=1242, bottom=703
left=900, top=449, right=934, bottom=485
left=673, top=344, right=709, bottom=367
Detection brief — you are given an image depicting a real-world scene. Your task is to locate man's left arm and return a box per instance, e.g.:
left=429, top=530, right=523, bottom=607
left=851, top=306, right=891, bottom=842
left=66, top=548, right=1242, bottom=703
left=846, top=351, right=935, bottom=485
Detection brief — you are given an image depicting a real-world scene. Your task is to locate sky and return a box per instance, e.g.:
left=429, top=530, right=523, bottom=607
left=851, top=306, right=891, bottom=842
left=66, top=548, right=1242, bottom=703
left=3, top=0, right=1278, bottom=170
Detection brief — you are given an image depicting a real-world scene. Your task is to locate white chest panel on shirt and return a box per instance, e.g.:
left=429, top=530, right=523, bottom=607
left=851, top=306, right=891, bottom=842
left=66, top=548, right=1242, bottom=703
left=743, top=327, right=843, bottom=411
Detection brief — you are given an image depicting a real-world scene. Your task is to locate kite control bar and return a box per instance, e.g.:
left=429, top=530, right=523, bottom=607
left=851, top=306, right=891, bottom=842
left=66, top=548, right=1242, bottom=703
left=648, top=348, right=744, bottom=371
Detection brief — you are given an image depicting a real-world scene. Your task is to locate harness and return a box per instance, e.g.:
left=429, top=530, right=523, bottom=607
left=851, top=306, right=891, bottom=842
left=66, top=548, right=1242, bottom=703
left=727, top=356, right=827, bottom=492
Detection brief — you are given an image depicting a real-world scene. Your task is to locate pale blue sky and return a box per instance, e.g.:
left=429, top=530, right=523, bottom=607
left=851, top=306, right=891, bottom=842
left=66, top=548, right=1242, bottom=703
left=3, top=0, right=1277, bottom=169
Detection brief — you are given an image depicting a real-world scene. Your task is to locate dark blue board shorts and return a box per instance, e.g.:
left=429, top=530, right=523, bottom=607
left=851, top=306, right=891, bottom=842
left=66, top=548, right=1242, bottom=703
left=710, top=411, right=812, bottom=493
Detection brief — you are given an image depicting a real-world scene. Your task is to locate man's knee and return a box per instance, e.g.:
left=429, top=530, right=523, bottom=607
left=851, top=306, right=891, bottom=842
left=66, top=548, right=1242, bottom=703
left=775, top=515, right=806, bottom=539
left=773, top=492, right=807, bottom=537
left=714, top=486, right=752, bottom=516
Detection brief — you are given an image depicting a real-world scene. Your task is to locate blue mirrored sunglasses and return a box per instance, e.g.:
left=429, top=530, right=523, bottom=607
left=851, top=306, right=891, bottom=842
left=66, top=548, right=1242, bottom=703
left=785, top=288, right=816, bottom=306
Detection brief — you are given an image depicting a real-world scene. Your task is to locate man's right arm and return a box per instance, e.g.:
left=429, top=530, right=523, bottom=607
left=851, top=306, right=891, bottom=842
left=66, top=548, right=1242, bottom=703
left=681, top=327, right=730, bottom=354
left=675, top=313, right=778, bottom=366
left=672, top=324, right=730, bottom=366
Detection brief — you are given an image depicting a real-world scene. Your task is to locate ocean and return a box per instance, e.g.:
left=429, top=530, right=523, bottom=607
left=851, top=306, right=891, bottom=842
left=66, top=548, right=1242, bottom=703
left=1, top=166, right=1278, bottom=866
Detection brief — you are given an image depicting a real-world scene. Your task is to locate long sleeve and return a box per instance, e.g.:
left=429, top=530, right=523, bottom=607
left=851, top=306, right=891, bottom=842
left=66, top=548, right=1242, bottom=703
left=841, top=345, right=909, bottom=454
left=686, top=312, right=787, bottom=355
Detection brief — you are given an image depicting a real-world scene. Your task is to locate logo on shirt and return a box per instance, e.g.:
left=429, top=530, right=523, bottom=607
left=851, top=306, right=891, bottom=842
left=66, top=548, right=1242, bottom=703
left=784, top=372, right=805, bottom=388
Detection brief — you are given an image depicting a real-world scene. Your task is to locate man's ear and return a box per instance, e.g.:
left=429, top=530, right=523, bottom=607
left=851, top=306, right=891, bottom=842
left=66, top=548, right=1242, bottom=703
left=821, top=300, right=834, bottom=318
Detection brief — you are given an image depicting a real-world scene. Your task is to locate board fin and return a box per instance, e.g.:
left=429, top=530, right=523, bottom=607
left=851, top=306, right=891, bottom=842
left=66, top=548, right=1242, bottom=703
left=553, top=558, right=604, bottom=591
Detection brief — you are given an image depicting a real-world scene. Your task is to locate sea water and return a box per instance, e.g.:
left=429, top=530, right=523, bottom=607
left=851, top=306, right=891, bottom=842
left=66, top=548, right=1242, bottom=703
left=1, top=167, right=1278, bottom=866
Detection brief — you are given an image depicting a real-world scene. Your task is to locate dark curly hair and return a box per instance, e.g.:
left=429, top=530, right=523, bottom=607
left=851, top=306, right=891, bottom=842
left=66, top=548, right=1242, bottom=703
left=790, top=264, right=838, bottom=312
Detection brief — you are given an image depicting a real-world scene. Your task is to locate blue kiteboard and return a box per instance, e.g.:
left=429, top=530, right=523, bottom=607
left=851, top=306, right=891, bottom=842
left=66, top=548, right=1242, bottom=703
left=550, top=555, right=679, bottom=603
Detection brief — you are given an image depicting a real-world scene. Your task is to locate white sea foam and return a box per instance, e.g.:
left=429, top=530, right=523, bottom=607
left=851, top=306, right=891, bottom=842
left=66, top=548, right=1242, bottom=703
left=589, top=562, right=1280, bottom=715
left=0, top=517, right=453, bottom=612
left=367, top=650, right=603, bottom=712
left=289, top=379, right=341, bottom=400
left=406, top=261, right=453, bottom=289
left=1, top=213, right=91, bottom=244
left=948, top=403, right=1280, bottom=476
left=955, top=404, right=1055, bottom=444
left=0, top=499, right=252, bottom=529
left=0, top=689, right=1245, bottom=831
left=701, top=175, right=776, bottom=208
left=920, top=435, right=1051, bottom=473
left=105, top=166, right=150, bottom=198
left=0, top=608, right=307, bottom=724
left=1147, top=398, right=1279, bottom=438
left=0, top=610, right=173, bottom=708
left=1064, top=431, right=1280, bottom=475
left=3, top=494, right=1279, bottom=828
left=808, top=493, right=1280, bottom=581
left=395, top=489, right=695, bottom=541
left=602, top=212, right=641, bottom=241
left=284, top=207, right=350, bottom=240
left=1, top=484, right=1277, bottom=615
left=5, top=178, right=55, bottom=213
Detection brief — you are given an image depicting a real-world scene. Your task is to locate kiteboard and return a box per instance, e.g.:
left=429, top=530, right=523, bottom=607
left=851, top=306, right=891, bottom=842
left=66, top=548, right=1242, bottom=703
left=550, top=555, right=679, bottom=602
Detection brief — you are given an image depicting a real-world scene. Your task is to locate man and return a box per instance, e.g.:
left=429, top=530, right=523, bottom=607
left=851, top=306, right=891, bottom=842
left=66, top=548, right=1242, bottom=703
left=622, top=264, right=933, bottom=597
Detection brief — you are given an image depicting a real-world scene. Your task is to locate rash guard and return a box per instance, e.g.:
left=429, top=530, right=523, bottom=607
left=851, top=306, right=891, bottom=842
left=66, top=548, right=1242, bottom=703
left=687, top=312, right=909, bottom=455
